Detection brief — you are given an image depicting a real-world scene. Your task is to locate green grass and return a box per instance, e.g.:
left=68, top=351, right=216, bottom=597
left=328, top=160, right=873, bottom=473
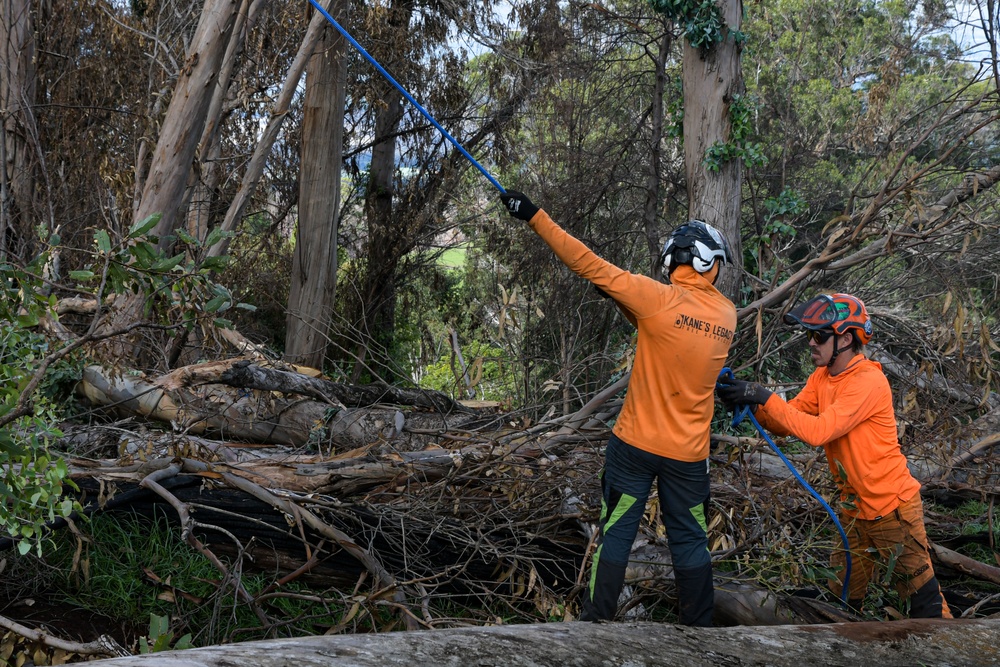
left=41, top=510, right=353, bottom=646
left=437, top=245, right=468, bottom=270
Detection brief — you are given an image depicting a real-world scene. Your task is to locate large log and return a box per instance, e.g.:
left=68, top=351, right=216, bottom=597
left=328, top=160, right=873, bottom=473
left=82, top=618, right=1000, bottom=666
left=77, top=364, right=489, bottom=450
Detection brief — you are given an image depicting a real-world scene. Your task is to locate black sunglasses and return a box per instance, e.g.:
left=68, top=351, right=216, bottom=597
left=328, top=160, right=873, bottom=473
left=807, top=329, right=834, bottom=344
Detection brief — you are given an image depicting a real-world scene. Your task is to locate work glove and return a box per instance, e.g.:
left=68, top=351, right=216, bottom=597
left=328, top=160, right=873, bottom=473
left=499, top=190, right=539, bottom=222
left=716, top=379, right=772, bottom=408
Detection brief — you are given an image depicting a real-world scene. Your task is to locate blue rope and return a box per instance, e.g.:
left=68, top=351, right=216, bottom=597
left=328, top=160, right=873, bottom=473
left=716, top=368, right=852, bottom=605
left=306, top=0, right=506, bottom=193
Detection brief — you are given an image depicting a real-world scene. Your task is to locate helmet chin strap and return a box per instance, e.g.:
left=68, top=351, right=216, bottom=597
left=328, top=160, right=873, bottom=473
left=826, top=334, right=851, bottom=368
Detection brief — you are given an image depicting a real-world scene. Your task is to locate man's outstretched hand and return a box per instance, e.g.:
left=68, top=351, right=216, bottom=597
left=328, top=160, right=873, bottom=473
left=500, top=190, right=539, bottom=222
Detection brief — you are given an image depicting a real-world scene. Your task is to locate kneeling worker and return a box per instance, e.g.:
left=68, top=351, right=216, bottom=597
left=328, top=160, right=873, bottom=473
left=717, top=293, right=951, bottom=618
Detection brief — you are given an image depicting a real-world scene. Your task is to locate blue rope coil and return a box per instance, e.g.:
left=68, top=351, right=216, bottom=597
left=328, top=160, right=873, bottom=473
left=307, top=0, right=505, bottom=193
left=716, top=368, right=852, bottom=605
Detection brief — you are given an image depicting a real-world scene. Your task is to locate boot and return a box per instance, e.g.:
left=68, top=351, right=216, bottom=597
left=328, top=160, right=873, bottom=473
left=674, top=562, right=714, bottom=627
left=579, top=559, right=627, bottom=622
left=909, top=577, right=948, bottom=619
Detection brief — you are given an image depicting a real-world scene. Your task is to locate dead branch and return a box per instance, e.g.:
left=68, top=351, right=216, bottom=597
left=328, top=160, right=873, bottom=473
left=876, top=345, right=1000, bottom=412
left=931, top=543, right=1000, bottom=586
left=0, top=613, right=129, bottom=658
left=944, top=433, right=1000, bottom=473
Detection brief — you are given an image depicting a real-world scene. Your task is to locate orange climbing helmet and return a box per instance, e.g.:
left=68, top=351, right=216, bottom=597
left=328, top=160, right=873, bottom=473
left=784, top=293, right=873, bottom=344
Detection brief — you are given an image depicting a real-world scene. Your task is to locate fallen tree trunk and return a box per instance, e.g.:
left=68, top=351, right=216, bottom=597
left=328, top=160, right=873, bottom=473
left=77, top=364, right=491, bottom=450
left=216, top=359, right=474, bottom=413
left=83, top=618, right=1000, bottom=667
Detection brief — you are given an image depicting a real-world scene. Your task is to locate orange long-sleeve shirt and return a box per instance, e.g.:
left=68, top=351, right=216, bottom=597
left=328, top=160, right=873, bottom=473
left=754, top=354, right=921, bottom=520
left=528, top=210, right=737, bottom=462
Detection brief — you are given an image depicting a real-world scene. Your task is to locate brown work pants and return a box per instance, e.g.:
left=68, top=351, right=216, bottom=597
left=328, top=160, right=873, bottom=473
left=830, top=493, right=952, bottom=618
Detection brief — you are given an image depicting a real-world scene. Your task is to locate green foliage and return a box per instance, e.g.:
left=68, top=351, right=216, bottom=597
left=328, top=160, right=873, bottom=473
left=762, top=189, right=805, bottom=236
left=648, top=0, right=727, bottom=51
left=743, top=188, right=804, bottom=280
left=704, top=94, right=767, bottom=171
left=80, top=214, right=243, bottom=327
left=0, top=250, right=82, bottom=556
left=0, top=215, right=253, bottom=558
left=48, top=512, right=294, bottom=645
left=49, top=512, right=223, bottom=624
left=947, top=500, right=1000, bottom=562
left=420, top=339, right=517, bottom=401
left=139, top=613, right=193, bottom=654
left=43, top=511, right=414, bottom=645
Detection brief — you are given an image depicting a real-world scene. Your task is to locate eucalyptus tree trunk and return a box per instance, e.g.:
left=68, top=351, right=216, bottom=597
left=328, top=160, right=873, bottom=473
left=137, top=0, right=240, bottom=249
left=354, top=85, right=404, bottom=381
left=645, top=28, right=672, bottom=281
left=351, top=0, right=412, bottom=382
left=682, top=0, right=744, bottom=301
left=185, top=0, right=264, bottom=245
left=0, top=0, right=36, bottom=258
left=207, top=2, right=333, bottom=260
left=284, top=0, right=350, bottom=369
left=71, top=619, right=1000, bottom=667
left=101, top=0, right=240, bottom=364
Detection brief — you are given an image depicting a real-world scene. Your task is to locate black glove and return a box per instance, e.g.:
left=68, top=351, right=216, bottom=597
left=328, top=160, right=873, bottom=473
left=716, top=379, right=772, bottom=407
left=499, top=190, right=539, bottom=222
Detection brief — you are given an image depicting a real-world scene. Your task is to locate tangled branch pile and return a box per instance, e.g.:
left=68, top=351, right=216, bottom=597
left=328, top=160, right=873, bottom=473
left=3, top=349, right=999, bottom=664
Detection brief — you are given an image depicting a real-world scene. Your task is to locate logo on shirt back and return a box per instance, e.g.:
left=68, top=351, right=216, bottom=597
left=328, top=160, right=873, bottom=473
left=675, top=312, right=734, bottom=342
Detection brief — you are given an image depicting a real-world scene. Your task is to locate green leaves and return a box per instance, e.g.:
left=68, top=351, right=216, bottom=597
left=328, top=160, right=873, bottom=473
left=139, top=613, right=192, bottom=653
left=128, top=213, right=162, bottom=239
left=0, top=213, right=240, bottom=558
left=149, top=253, right=186, bottom=272
left=648, top=0, right=727, bottom=51
left=704, top=94, right=767, bottom=171
left=95, top=229, right=112, bottom=254
left=77, top=218, right=241, bottom=318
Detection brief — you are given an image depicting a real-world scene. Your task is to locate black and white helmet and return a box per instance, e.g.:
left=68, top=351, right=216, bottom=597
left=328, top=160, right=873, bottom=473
left=661, top=220, right=731, bottom=274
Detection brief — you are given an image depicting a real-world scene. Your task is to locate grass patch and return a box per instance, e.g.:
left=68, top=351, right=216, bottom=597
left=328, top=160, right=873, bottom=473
left=437, top=244, right=468, bottom=270
left=41, top=509, right=353, bottom=646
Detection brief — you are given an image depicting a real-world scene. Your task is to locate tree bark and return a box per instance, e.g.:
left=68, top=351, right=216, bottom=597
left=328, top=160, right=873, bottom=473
left=76, top=362, right=484, bottom=449
left=285, top=0, right=350, bottom=369
left=207, top=1, right=332, bottom=259
left=645, top=28, right=671, bottom=280
left=0, top=0, right=36, bottom=256
left=682, top=0, right=744, bottom=301
left=349, top=0, right=414, bottom=382
left=185, top=0, right=265, bottom=245
left=138, top=0, right=240, bottom=246
left=81, top=618, right=1000, bottom=667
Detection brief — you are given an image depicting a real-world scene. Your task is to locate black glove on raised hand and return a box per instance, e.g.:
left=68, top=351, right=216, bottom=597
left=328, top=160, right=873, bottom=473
left=499, top=190, right=539, bottom=222
left=716, top=379, right=772, bottom=408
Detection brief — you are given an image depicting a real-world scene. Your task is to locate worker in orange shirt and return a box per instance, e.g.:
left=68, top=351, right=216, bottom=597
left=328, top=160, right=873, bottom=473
left=716, top=293, right=951, bottom=618
left=500, top=191, right=737, bottom=626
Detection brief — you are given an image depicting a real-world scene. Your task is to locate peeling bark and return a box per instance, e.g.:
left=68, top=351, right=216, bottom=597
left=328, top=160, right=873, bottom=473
left=83, top=618, right=1000, bottom=667
left=76, top=362, right=490, bottom=449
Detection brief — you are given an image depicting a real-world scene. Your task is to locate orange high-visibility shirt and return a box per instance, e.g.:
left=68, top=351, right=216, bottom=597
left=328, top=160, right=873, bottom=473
left=754, top=354, right=921, bottom=519
left=528, top=210, right=736, bottom=462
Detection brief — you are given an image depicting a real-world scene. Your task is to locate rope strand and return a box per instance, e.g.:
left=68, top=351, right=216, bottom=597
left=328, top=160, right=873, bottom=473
left=717, top=368, right=852, bottom=605
left=306, top=0, right=505, bottom=192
